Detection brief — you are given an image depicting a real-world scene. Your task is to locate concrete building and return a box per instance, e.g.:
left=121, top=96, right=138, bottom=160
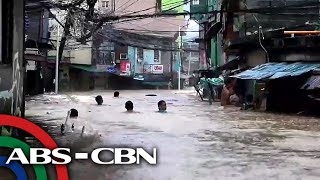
left=222, top=0, right=320, bottom=114
left=0, top=0, right=25, bottom=116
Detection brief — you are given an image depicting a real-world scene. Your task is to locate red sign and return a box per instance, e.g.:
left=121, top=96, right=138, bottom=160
left=152, top=65, right=163, bottom=74
left=120, top=61, right=130, bottom=72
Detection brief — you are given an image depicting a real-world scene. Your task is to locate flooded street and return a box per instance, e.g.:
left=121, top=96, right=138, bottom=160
left=25, top=90, right=320, bottom=180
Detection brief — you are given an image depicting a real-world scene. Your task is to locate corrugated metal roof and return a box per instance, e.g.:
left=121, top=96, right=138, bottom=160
left=301, top=75, right=320, bottom=90
left=231, top=62, right=320, bottom=80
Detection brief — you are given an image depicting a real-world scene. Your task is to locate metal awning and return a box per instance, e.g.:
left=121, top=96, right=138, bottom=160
left=301, top=75, right=320, bottom=90
left=231, top=62, right=320, bottom=80
left=70, top=64, right=106, bottom=73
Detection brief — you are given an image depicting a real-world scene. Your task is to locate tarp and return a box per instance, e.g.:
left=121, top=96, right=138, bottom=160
left=70, top=64, right=107, bottom=73
left=301, top=75, right=320, bottom=90
left=231, top=62, right=320, bottom=80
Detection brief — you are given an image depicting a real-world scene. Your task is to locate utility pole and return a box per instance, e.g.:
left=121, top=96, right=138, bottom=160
left=187, top=44, right=191, bottom=75
left=178, top=26, right=182, bottom=91
left=55, top=18, right=60, bottom=94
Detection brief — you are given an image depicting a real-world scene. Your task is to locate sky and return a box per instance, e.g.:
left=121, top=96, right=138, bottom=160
left=183, top=3, right=199, bottom=40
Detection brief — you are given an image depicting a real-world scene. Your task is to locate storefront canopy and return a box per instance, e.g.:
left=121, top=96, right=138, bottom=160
left=231, top=62, right=320, bottom=80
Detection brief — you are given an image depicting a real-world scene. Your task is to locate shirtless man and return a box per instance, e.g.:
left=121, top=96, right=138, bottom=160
left=221, top=78, right=235, bottom=106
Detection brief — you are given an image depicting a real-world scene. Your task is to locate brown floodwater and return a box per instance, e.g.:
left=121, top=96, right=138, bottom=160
left=24, top=90, right=320, bottom=180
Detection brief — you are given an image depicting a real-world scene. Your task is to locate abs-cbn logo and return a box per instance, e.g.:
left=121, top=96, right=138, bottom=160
left=7, top=148, right=157, bottom=165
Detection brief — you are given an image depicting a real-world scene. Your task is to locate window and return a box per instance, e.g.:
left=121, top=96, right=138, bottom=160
left=154, top=50, right=159, bottom=62
left=137, top=48, right=143, bottom=60
left=120, top=53, right=127, bottom=60
left=193, top=0, right=200, bottom=5
left=101, top=1, right=109, bottom=8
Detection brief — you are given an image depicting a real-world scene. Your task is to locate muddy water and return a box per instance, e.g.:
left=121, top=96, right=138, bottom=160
left=25, top=90, right=320, bottom=180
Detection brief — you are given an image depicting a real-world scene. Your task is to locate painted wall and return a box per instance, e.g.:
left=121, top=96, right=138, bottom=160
left=69, top=49, right=92, bottom=65
left=246, top=50, right=267, bottom=68
left=0, top=0, right=25, bottom=116
left=162, top=0, right=184, bottom=13
left=128, top=46, right=136, bottom=75
left=128, top=46, right=171, bottom=75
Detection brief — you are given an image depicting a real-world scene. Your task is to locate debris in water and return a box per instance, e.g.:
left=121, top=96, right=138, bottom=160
left=146, top=94, right=157, bottom=96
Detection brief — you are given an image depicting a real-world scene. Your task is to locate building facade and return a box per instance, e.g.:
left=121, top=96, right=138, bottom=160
left=0, top=0, right=25, bottom=116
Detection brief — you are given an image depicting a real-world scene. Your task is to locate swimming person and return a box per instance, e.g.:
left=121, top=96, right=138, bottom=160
left=95, top=95, right=103, bottom=105
left=114, top=91, right=120, bottom=97
left=125, top=101, right=134, bottom=112
left=158, top=100, right=167, bottom=112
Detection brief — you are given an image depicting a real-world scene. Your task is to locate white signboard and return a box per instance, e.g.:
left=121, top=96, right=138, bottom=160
left=152, top=65, right=163, bottom=74
left=26, top=61, right=36, bottom=71
left=126, top=63, right=130, bottom=72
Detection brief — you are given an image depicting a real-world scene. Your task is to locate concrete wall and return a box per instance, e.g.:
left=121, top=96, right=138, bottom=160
left=48, top=48, right=93, bottom=65
left=69, top=48, right=92, bottom=65
left=279, top=53, right=320, bottom=62
left=245, top=49, right=267, bottom=68
left=0, top=0, right=25, bottom=116
left=128, top=46, right=171, bottom=75
left=161, top=51, right=171, bottom=74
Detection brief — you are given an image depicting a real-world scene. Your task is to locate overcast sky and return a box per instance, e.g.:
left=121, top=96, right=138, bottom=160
left=183, top=3, right=199, bottom=40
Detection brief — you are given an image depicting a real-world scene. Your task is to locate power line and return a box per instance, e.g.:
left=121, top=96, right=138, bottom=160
left=122, top=0, right=186, bottom=16
left=113, top=28, right=200, bottom=33
left=95, top=4, right=320, bottom=23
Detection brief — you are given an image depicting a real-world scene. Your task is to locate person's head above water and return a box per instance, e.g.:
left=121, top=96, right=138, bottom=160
left=125, top=101, right=134, bottom=111
left=70, top=108, right=78, bottom=118
left=95, top=95, right=103, bottom=105
left=158, top=100, right=167, bottom=112
left=114, top=91, right=120, bottom=97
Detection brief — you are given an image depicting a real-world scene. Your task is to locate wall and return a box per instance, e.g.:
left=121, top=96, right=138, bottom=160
left=128, top=46, right=136, bottom=75
left=69, top=48, right=92, bottom=65
left=114, top=0, right=184, bottom=38
left=48, top=47, right=92, bottom=65
left=280, top=53, right=320, bottom=62
left=128, top=46, right=171, bottom=75
left=246, top=49, right=267, bottom=68
left=244, top=0, right=319, bottom=34
left=162, top=0, right=184, bottom=12
left=0, top=0, right=25, bottom=116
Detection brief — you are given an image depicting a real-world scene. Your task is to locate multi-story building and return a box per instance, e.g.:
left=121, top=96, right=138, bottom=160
left=48, top=0, right=187, bottom=90
left=94, top=0, right=187, bottom=88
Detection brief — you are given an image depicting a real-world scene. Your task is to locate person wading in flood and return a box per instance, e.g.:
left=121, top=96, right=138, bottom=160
left=114, top=91, right=120, bottom=97
left=221, top=77, right=236, bottom=106
left=125, top=101, right=134, bottom=112
left=95, top=95, right=103, bottom=105
left=158, top=100, right=167, bottom=112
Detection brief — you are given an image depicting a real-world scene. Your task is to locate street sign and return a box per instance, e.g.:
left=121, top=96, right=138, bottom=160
left=152, top=65, right=163, bottom=74
left=143, top=64, right=164, bottom=74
